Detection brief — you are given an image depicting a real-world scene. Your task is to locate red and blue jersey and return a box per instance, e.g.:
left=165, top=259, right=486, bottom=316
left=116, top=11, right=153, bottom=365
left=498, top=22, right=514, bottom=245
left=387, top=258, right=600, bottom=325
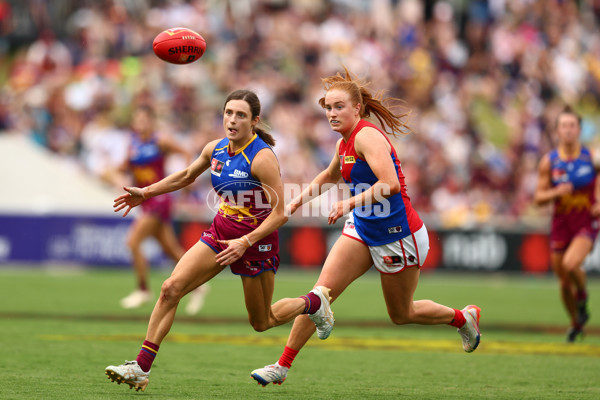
left=338, top=119, right=423, bottom=246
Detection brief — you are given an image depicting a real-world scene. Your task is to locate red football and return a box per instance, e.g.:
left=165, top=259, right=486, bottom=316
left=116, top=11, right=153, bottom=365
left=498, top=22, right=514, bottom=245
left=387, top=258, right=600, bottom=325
left=152, top=27, right=206, bottom=65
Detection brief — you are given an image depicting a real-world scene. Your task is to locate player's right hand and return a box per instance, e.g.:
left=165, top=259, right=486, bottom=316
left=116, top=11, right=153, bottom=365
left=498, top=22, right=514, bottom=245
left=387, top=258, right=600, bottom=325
left=113, top=186, right=145, bottom=217
left=555, top=182, right=573, bottom=197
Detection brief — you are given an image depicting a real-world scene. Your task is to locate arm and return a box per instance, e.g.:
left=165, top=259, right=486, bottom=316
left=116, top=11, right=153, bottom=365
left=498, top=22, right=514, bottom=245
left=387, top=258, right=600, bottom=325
left=113, top=139, right=219, bottom=217
left=591, top=149, right=600, bottom=217
left=533, top=153, right=572, bottom=207
left=328, top=127, right=401, bottom=224
left=215, top=148, right=288, bottom=266
left=287, top=139, right=343, bottom=215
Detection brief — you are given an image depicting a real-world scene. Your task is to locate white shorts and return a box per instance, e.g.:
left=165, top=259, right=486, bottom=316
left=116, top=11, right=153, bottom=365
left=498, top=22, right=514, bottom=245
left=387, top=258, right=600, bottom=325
left=342, top=214, right=429, bottom=274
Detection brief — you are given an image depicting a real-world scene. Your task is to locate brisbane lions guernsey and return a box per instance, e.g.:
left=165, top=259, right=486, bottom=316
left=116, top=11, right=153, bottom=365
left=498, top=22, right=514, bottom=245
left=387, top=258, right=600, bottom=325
left=128, top=134, right=166, bottom=186
left=549, top=146, right=597, bottom=219
left=208, top=134, right=279, bottom=258
left=339, top=120, right=423, bottom=246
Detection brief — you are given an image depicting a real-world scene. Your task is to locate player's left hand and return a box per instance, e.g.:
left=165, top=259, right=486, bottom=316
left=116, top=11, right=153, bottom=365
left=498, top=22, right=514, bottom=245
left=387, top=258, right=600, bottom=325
left=328, top=200, right=351, bottom=225
left=215, top=238, right=250, bottom=265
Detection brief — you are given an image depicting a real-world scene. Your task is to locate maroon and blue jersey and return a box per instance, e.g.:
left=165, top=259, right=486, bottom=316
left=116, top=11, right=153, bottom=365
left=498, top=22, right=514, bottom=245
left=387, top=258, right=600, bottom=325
left=128, top=134, right=167, bottom=187
left=338, top=119, right=423, bottom=246
left=128, top=133, right=172, bottom=221
left=549, top=146, right=599, bottom=251
left=202, top=134, right=279, bottom=263
left=550, top=147, right=596, bottom=216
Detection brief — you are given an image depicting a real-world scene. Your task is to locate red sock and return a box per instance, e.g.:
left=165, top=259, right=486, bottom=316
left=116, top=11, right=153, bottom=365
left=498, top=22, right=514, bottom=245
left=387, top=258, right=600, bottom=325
left=136, top=340, right=159, bottom=372
left=449, top=309, right=466, bottom=328
left=278, top=346, right=299, bottom=369
left=300, top=292, right=321, bottom=314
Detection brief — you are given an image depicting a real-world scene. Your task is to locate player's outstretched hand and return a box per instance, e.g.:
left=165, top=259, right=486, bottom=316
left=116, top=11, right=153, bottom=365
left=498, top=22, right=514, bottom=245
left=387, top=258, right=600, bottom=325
left=215, top=237, right=250, bottom=266
left=113, top=186, right=145, bottom=217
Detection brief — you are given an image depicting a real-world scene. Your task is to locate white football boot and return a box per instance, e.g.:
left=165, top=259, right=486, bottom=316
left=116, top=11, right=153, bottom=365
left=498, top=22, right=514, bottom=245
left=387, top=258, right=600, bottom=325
left=457, top=305, right=481, bottom=352
left=120, top=290, right=152, bottom=309
left=251, top=363, right=288, bottom=386
left=185, top=283, right=211, bottom=315
left=105, top=360, right=149, bottom=392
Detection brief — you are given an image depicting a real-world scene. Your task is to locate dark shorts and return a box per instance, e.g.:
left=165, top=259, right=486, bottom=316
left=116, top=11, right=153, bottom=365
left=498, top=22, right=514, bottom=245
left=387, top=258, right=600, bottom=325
left=141, top=195, right=172, bottom=222
left=550, top=214, right=599, bottom=252
left=199, top=218, right=279, bottom=277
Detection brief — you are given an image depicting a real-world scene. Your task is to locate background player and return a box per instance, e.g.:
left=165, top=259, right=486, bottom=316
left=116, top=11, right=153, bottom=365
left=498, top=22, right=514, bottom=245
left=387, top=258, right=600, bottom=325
left=534, top=106, right=600, bottom=342
left=250, top=68, right=481, bottom=386
left=118, top=105, right=209, bottom=314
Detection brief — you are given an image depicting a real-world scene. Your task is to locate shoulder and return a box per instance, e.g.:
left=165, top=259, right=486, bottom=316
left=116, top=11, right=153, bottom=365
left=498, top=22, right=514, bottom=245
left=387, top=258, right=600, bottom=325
left=538, top=152, right=552, bottom=171
left=200, top=139, right=222, bottom=157
left=252, top=147, right=278, bottom=168
left=355, top=126, right=387, bottom=149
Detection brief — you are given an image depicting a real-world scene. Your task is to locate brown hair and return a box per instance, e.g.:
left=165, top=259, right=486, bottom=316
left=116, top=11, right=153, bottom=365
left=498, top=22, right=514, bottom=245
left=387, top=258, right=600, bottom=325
left=318, top=67, right=412, bottom=136
left=224, top=89, right=276, bottom=146
left=556, top=105, right=581, bottom=128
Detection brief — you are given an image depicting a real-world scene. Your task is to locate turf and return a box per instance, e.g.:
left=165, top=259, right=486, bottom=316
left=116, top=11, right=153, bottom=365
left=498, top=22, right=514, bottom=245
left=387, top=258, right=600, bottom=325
left=0, top=267, right=599, bottom=399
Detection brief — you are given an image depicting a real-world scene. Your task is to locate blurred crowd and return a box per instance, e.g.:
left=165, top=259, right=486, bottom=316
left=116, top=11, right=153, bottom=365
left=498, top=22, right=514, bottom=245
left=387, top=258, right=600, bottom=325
left=2, top=0, right=600, bottom=229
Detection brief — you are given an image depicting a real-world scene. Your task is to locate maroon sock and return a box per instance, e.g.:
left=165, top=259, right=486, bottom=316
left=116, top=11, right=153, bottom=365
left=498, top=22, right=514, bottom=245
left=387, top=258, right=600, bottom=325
left=300, top=292, right=321, bottom=314
left=139, top=280, right=148, bottom=292
left=278, top=346, right=299, bottom=369
left=449, top=309, right=466, bottom=328
left=136, top=340, right=159, bottom=372
left=576, top=289, right=588, bottom=303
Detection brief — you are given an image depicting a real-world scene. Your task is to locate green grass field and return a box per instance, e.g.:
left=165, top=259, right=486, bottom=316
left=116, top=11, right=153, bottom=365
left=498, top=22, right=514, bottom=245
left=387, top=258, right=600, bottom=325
left=1, top=266, right=599, bottom=399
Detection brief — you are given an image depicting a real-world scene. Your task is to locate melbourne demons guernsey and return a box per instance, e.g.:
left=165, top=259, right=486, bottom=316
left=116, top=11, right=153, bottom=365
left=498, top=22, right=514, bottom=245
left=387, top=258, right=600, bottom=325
left=549, top=146, right=597, bottom=220
left=209, top=134, right=278, bottom=258
left=339, top=120, right=423, bottom=246
left=128, top=134, right=166, bottom=186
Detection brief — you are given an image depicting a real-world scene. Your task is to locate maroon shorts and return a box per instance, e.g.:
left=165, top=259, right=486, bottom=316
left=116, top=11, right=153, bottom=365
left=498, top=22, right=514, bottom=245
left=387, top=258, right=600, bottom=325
left=550, top=214, right=599, bottom=252
left=141, top=195, right=172, bottom=222
left=199, top=217, right=280, bottom=277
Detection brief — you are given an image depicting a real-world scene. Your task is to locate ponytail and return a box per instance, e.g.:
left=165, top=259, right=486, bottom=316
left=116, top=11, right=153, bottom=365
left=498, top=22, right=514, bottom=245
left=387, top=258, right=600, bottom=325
left=255, top=126, right=275, bottom=147
left=319, top=67, right=412, bottom=136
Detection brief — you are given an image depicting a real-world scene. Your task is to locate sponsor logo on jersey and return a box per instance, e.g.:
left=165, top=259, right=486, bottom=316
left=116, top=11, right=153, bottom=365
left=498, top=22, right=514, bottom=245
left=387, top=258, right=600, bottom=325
left=575, top=165, right=592, bottom=177
left=344, top=156, right=356, bottom=163
left=229, top=169, right=249, bottom=178
left=551, top=166, right=568, bottom=182
left=210, top=158, right=225, bottom=176
left=258, top=244, right=272, bottom=252
left=388, top=225, right=403, bottom=234
left=202, top=232, right=214, bottom=239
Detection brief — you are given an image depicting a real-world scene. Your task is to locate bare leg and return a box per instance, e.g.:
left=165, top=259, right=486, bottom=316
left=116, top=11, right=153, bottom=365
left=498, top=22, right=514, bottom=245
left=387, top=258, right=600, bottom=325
left=154, top=222, right=185, bottom=262
left=145, top=241, right=224, bottom=345
left=126, top=215, right=161, bottom=290
left=380, top=267, right=454, bottom=325
left=551, top=251, right=577, bottom=325
left=285, top=235, right=373, bottom=350
left=241, top=271, right=307, bottom=332
left=562, top=236, right=592, bottom=293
